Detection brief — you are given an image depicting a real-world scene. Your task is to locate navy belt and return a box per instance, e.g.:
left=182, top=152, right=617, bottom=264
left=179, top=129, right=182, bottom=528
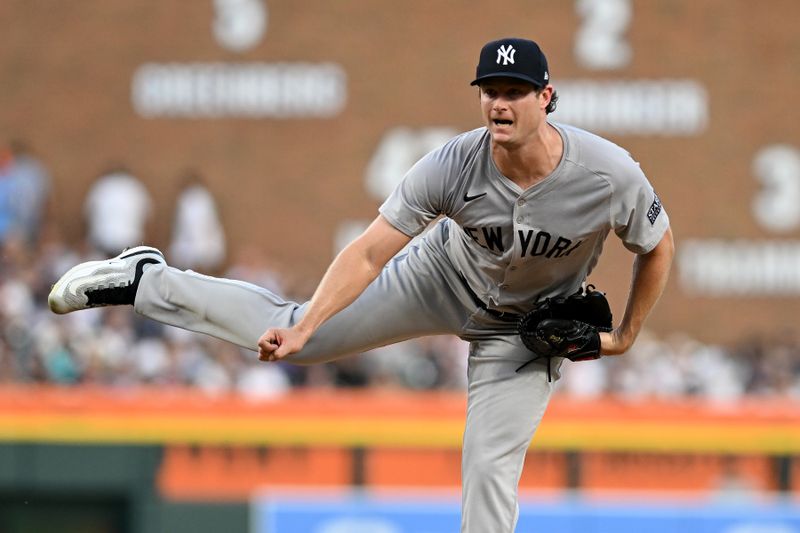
left=457, top=274, right=520, bottom=322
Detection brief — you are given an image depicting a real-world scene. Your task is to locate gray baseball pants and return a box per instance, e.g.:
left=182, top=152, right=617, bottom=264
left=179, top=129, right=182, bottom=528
left=134, top=221, right=556, bottom=533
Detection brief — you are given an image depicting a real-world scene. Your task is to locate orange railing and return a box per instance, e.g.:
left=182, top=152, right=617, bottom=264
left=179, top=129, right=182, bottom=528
left=2, top=386, right=799, bottom=500
left=1, top=386, right=799, bottom=452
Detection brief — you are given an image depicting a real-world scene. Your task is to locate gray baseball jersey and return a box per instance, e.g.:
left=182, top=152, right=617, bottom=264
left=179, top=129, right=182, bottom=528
left=379, top=122, right=668, bottom=311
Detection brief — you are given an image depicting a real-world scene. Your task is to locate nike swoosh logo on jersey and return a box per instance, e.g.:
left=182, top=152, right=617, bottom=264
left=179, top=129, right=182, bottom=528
left=463, top=192, right=487, bottom=202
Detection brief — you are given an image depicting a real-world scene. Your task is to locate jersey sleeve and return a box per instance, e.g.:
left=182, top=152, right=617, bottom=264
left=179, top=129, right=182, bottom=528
left=610, top=159, right=670, bottom=254
left=379, top=135, right=464, bottom=237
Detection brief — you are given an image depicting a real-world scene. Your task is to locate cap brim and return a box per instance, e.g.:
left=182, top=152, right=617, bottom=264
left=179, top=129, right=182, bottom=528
left=470, top=72, right=545, bottom=87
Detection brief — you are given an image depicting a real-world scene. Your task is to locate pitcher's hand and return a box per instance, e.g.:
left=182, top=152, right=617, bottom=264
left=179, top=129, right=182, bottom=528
left=258, top=326, right=311, bottom=361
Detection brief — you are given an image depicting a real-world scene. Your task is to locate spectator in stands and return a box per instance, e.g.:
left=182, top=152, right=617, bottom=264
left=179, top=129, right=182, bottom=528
left=168, top=170, right=226, bottom=272
left=6, top=140, right=51, bottom=246
left=83, top=165, right=153, bottom=256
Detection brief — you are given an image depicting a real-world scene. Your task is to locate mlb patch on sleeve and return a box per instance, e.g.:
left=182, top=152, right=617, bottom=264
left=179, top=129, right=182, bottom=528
left=647, top=194, right=662, bottom=225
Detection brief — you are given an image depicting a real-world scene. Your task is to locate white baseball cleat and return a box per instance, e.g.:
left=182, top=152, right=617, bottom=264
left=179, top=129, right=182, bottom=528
left=48, top=246, right=166, bottom=314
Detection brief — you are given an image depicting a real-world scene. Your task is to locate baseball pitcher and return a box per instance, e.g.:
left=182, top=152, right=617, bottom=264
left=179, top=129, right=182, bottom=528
left=49, top=37, right=674, bottom=532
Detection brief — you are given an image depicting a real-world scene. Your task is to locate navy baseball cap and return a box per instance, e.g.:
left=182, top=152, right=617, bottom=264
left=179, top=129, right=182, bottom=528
left=470, top=38, right=550, bottom=88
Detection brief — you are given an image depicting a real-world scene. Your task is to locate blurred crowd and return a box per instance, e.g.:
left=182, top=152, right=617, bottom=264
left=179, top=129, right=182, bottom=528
left=1, top=140, right=799, bottom=401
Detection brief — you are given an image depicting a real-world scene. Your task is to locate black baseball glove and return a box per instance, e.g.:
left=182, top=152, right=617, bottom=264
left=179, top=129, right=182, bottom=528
left=517, top=285, right=613, bottom=378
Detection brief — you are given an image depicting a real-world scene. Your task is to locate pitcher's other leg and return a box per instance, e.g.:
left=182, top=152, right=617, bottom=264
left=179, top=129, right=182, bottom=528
left=134, top=265, right=298, bottom=351
left=460, top=337, right=555, bottom=533
left=134, top=240, right=473, bottom=363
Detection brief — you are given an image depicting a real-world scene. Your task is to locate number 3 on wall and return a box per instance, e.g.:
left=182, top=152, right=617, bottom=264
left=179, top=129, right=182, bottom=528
left=752, top=144, right=800, bottom=233
left=574, top=0, right=632, bottom=70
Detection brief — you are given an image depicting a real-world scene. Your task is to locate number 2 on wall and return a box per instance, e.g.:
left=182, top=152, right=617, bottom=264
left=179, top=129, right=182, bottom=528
left=574, top=0, right=632, bottom=70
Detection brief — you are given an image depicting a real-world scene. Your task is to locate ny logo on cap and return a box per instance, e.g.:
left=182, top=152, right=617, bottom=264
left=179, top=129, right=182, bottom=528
left=496, top=44, right=516, bottom=65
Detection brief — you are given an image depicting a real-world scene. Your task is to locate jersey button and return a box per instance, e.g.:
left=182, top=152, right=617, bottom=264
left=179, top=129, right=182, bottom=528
left=517, top=199, right=526, bottom=206
left=509, top=266, right=517, bottom=271
left=515, top=216, right=523, bottom=223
